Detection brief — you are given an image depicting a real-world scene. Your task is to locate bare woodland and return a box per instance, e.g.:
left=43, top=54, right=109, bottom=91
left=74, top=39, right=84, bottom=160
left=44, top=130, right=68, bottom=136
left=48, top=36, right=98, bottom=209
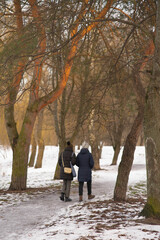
left=0, top=0, right=160, bottom=219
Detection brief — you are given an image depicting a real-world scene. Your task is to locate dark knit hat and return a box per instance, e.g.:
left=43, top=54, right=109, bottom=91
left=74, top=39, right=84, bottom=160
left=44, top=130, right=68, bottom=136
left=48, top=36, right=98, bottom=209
left=66, top=141, right=73, bottom=148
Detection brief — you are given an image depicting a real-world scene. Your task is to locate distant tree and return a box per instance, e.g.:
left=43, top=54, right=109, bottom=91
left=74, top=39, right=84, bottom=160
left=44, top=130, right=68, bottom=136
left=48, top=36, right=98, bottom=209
left=29, top=135, right=36, bottom=167
left=88, top=109, right=103, bottom=170
left=51, top=29, right=108, bottom=177
left=34, top=109, right=45, bottom=168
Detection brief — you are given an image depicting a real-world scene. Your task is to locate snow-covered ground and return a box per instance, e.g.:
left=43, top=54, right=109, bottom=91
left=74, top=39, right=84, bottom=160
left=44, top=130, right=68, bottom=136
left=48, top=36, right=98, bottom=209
left=0, top=146, right=160, bottom=240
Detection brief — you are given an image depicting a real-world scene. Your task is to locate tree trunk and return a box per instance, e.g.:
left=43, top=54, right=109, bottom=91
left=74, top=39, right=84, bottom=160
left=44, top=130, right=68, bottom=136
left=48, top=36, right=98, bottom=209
left=90, top=144, right=101, bottom=170
left=34, top=109, right=44, bottom=168
left=113, top=44, right=146, bottom=201
left=89, top=109, right=101, bottom=170
left=140, top=133, right=144, bottom=146
left=111, top=143, right=121, bottom=165
left=140, top=1, right=160, bottom=218
left=28, top=136, right=37, bottom=167
left=114, top=108, right=144, bottom=201
left=137, top=131, right=144, bottom=146
left=77, top=144, right=81, bottom=150
left=54, top=140, right=66, bottom=180
left=90, top=140, right=101, bottom=170
left=54, top=160, right=61, bottom=180
left=111, top=122, right=123, bottom=165
left=52, top=93, right=67, bottom=180
left=35, top=140, right=45, bottom=168
left=9, top=109, right=37, bottom=190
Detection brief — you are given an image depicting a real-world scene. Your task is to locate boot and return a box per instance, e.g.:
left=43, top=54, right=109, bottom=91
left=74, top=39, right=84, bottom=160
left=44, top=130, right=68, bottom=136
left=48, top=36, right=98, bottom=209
left=79, top=195, right=83, bottom=202
left=88, top=194, right=95, bottom=200
left=65, top=197, right=72, bottom=202
left=60, top=192, right=65, bottom=201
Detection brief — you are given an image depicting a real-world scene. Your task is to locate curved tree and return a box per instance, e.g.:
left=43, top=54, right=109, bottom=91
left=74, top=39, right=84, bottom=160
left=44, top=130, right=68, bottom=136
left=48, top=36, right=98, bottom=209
left=3, top=0, right=114, bottom=190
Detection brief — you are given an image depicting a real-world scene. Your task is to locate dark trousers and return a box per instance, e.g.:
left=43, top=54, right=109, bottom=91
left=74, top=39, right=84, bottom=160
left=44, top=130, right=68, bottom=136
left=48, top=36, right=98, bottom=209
left=79, top=181, right=91, bottom=196
left=62, top=180, right=71, bottom=198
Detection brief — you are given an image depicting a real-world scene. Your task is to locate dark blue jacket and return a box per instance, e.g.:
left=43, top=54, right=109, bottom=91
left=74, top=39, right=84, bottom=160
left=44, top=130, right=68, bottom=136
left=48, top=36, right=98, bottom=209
left=76, top=148, right=94, bottom=182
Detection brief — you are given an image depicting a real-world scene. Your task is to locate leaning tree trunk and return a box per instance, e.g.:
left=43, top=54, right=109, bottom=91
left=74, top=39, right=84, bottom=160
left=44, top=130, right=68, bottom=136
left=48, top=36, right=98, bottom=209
left=113, top=46, right=146, bottom=201
left=114, top=107, right=144, bottom=201
left=140, top=1, right=160, bottom=219
left=9, top=109, right=37, bottom=190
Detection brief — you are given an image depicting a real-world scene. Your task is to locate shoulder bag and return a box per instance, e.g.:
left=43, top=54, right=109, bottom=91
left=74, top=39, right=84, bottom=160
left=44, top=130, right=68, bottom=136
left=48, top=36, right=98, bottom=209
left=62, top=153, right=72, bottom=174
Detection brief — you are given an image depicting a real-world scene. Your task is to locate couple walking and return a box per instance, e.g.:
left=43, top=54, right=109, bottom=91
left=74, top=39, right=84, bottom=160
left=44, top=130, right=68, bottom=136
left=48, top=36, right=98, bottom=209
left=58, top=141, right=95, bottom=202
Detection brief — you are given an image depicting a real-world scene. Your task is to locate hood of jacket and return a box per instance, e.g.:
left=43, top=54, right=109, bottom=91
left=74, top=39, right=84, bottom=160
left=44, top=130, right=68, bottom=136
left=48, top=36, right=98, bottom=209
left=80, top=148, right=89, bottom=154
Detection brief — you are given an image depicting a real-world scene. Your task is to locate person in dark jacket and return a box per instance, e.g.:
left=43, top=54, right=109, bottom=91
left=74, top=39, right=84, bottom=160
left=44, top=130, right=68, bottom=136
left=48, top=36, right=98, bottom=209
left=76, top=141, right=95, bottom=202
left=58, top=141, right=76, bottom=202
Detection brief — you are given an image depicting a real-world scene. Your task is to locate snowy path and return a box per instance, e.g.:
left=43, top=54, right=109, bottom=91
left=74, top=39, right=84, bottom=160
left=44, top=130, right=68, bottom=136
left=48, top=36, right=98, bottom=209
left=0, top=146, right=148, bottom=240
left=0, top=177, right=116, bottom=240
left=0, top=189, right=74, bottom=240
